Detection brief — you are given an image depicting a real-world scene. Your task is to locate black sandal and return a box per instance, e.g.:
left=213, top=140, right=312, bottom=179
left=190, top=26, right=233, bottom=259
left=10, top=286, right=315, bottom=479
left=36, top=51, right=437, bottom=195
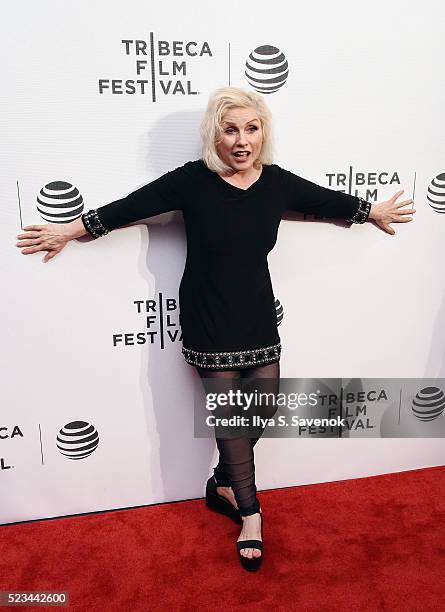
left=205, top=475, right=242, bottom=525
left=237, top=511, right=263, bottom=572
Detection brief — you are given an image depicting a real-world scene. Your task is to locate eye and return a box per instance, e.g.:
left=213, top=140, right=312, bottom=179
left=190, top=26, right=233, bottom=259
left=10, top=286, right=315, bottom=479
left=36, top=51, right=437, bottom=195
left=248, top=125, right=259, bottom=131
left=224, top=127, right=236, bottom=134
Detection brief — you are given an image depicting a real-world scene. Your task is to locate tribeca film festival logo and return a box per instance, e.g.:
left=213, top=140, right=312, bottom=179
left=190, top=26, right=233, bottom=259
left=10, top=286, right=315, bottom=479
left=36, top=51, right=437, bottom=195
left=0, top=425, right=23, bottom=471
left=245, top=45, right=289, bottom=94
left=321, top=168, right=445, bottom=219
left=37, top=181, right=84, bottom=223
left=98, top=35, right=213, bottom=100
left=56, top=421, right=100, bottom=460
left=112, top=294, right=283, bottom=349
left=310, top=384, right=388, bottom=436
left=339, top=383, right=445, bottom=437
left=327, top=167, right=405, bottom=202
left=316, top=384, right=445, bottom=435
left=112, top=294, right=181, bottom=348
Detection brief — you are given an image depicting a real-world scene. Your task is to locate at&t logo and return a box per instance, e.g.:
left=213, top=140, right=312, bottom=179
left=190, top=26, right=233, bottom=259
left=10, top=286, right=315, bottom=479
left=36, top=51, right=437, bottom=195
left=37, top=181, right=84, bottom=223
left=245, top=45, right=289, bottom=94
left=412, top=387, right=445, bottom=421
left=57, top=421, right=100, bottom=460
left=275, top=298, right=284, bottom=326
left=427, top=173, right=445, bottom=214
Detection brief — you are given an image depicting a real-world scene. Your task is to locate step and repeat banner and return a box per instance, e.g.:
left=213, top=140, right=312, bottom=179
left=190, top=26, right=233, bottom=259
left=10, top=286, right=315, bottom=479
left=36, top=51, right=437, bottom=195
left=1, top=0, right=444, bottom=524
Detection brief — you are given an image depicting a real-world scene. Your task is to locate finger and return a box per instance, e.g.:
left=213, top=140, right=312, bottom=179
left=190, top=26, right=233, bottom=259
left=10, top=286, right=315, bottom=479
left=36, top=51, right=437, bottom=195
left=394, top=216, right=413, bottom=223
left=396, top=199, right=414, bottom=208
left=43, top=252, right=55, bottom=263
left=390, top=190, right=404, bottom=202
left=17, top=231, right=42, bottom=239
left=381, top=223, right=395, bottom=235
left=16, top=239, right=42, bottom=247
left=397, top=208, right=416, bottom=215
left=20, top=246, right=45, bottom=254
left=23, top=225, right=46, bottom=231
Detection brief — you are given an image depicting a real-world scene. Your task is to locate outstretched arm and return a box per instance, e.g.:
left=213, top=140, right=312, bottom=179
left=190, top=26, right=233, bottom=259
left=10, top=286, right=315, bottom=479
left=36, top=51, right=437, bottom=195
left=283, top=168, right=415, bottom=232
left=16, top=164, right=190, bottom=262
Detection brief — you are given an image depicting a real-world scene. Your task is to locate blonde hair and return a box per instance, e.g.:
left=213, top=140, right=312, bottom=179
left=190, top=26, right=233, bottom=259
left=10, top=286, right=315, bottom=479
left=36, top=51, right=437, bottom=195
left=200, top=86, right=274, bottom=174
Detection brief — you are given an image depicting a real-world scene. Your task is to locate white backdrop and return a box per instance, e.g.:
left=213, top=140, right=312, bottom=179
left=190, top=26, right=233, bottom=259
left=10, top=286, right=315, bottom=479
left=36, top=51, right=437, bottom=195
left=1, top=0, right=444, bottom=525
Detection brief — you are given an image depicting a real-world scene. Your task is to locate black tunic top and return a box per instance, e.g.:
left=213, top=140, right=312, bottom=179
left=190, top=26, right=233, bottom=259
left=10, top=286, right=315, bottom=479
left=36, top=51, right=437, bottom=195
left=89, top=160, right=362, bottom=370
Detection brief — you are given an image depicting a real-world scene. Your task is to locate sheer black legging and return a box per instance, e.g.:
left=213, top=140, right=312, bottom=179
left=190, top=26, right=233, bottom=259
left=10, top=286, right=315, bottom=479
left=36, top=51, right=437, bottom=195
left=196, top=361, right=280, bottom=517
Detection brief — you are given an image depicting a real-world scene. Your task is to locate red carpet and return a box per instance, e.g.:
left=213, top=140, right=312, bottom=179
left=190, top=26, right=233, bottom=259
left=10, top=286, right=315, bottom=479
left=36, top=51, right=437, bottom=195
left=1, top=466, right=444, bottom=611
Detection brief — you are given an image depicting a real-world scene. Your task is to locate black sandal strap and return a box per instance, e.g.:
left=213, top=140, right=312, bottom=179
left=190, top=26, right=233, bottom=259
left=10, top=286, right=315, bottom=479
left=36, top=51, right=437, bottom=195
left=237, top=540, right=263, bottom=552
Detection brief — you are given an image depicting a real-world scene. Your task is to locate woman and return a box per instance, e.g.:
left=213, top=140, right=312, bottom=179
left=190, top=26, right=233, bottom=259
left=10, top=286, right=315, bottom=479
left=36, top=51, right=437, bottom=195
left=16, top=87, right=415, bottom=572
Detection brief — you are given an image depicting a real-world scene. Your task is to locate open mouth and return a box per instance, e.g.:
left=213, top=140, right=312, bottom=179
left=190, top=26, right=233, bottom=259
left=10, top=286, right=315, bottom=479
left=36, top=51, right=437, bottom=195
left=232, top=151, right=251, bottom=159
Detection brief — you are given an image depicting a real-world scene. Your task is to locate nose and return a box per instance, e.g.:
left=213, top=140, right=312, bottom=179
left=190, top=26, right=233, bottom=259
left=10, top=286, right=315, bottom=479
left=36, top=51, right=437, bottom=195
left=236, top=130, right=248, bottom=146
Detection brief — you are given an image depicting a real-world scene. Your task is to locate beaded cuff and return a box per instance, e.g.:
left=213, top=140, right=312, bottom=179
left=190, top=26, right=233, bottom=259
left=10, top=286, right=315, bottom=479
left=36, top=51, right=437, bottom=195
left=182, top=342, right=281, bottom=370
left=347, top=197, right=371, bottom=224
left=81, top=209, right=110, bottom=239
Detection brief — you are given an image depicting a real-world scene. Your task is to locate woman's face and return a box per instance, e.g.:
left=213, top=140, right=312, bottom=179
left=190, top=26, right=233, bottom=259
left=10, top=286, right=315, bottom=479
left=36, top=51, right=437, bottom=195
left=216, top=106, right=263, bottom=173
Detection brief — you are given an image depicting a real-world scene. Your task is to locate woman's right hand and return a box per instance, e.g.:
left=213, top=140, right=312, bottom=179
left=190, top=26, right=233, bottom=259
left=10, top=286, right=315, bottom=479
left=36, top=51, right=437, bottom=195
left=16, top=218, right=85, bottom=263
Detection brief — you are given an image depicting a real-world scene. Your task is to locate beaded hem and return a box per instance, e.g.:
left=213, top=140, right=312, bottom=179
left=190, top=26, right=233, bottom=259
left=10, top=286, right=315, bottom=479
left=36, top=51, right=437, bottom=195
left=81, top=209, right=110, bottom=239
left=182, top=342, right=281, bottom=369
left=347, top=197, right=371, bottom=224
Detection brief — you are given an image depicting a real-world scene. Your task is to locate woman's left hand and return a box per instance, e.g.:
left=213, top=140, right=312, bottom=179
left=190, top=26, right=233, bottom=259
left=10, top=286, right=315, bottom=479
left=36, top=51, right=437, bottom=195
left=368, top=190, right=416, bottom=235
